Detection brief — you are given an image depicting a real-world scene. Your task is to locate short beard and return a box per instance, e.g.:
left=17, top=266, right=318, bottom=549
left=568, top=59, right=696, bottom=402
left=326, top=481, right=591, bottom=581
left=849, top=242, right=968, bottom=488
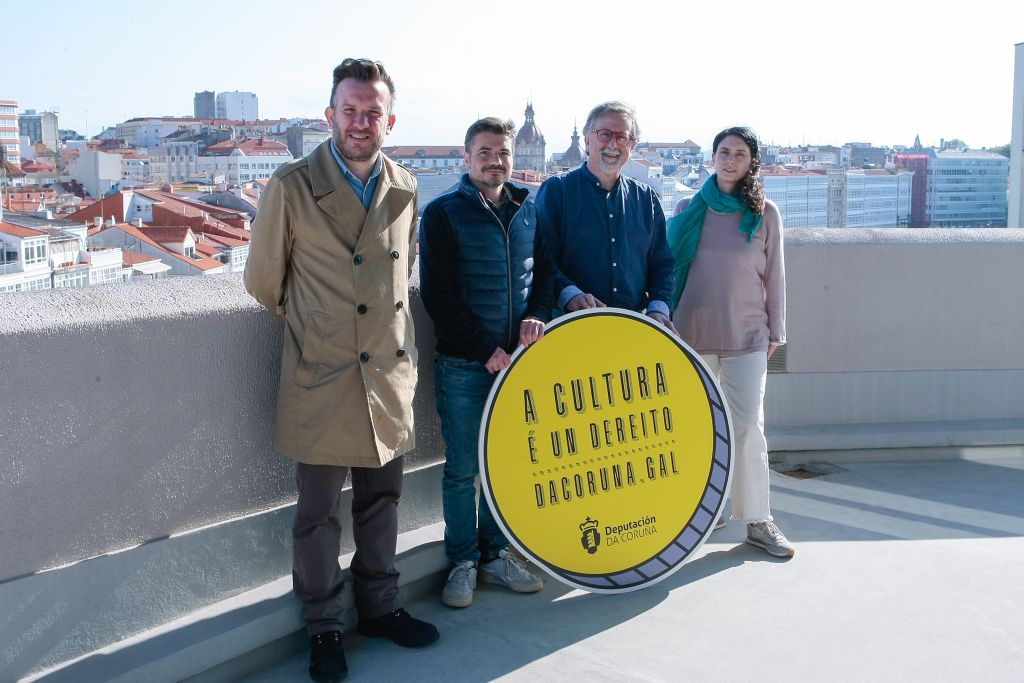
left=476, top=171, right=507, bottom=188
left=332, top=128, right=381, bottom=163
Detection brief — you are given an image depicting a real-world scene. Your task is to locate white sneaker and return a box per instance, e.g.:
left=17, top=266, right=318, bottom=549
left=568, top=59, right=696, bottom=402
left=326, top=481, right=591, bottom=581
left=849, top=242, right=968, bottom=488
left=714, top=516, right=727, bottom=531
left=441, top=560, right=477, bottom=608
left=479, top=549, right=543, bottom=593
left=746, top=521, right=795, bottom=558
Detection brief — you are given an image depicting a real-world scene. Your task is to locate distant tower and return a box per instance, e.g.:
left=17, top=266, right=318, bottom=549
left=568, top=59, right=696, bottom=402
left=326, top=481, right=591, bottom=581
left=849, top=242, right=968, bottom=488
left=515, top=102, right=546, bottom=172
left=194, top=91, right=215, bottom=119
left=559, top=122, right=584, bottom=168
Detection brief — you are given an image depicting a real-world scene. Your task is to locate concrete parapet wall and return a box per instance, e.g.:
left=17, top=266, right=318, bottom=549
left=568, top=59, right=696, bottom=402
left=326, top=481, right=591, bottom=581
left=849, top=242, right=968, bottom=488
left=769, top=228, right=1024, bottom=452
left=2, top=229, right=1024, bottom=678
left=0, top=273, right=444, bottom=680
left=781, top=228, right=1024, bottom=373
left=0, top=274, right=443, bottom=583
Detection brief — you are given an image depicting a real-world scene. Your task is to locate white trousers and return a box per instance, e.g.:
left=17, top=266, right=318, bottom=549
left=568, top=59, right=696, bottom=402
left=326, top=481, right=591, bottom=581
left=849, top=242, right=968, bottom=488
left=701, top=351, right=772, bottom=523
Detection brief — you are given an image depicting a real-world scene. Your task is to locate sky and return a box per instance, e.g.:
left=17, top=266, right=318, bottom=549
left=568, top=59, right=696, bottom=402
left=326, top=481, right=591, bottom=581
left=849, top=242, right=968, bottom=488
left=5, top=0, right=1024, bottom=154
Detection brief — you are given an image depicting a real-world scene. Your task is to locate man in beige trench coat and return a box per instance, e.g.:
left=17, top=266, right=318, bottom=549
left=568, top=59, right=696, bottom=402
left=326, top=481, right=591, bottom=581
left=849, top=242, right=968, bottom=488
left=244, top=58, right=438, bottom=683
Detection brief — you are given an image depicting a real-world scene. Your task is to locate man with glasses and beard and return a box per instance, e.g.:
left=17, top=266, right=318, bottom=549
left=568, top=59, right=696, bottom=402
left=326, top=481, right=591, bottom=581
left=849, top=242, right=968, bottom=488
left=244, top=58, right=438, bottom=683
left=419, top=117, right=554, bottom=609
left=535, top=101, right=676, bottom=332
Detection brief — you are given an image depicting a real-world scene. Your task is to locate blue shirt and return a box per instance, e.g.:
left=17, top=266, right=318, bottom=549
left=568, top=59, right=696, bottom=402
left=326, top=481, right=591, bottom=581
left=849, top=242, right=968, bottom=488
left=329, top=139, right=382, bottom=211
left=535, top=164, right=673, bottom=316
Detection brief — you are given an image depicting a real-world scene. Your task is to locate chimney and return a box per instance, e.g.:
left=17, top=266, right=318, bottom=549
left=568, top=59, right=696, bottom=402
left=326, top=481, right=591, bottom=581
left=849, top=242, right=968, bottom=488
left=105, top=216, right=116, bottom=228
left=94, top=216, right=103, bottom=227
left=133, top=218, right=143, bottom=228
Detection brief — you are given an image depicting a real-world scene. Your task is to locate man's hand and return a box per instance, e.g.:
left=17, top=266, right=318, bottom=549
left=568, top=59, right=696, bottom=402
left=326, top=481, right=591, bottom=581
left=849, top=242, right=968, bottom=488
left=566, top=293, right=605, bottom=311
left=518, top=317, right=545, bottom=348
left=484, top=347, right=512, bottom=374
left=647, top=311, right=678, bottom=336
left=768, top=345, right=779, bottom=360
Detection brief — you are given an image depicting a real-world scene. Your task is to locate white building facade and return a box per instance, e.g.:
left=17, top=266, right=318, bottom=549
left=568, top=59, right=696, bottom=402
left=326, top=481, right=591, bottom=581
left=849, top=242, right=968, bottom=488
left=196, top=139, right=292, bottom=185
left=216, top=92, right=258, bottom=122
left=68, top=150, right=124, bottom=198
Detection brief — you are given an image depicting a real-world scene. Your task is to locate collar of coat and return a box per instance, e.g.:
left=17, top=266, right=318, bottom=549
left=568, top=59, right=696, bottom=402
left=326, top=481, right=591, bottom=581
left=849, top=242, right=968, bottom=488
left=308, top=140, right=415, bottom=203
left=306, top=140, right=416, bottom=237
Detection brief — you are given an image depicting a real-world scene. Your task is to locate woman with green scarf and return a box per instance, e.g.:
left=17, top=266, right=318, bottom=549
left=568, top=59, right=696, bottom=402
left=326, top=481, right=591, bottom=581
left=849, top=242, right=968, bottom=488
left=666, top=126, right=793, bottom=558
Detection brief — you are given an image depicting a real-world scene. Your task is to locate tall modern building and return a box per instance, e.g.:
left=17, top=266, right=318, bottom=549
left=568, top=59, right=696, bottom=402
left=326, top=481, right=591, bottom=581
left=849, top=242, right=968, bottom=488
left=926, top=150, right=1009, bottom=227
left=762, top=169, right=829, bottom=227
left=842, top=170, right=913, bottom=227
left=1, top=99, right=20, bottom=165
left=215, top=92, right=258, bottom=122
left=763, top=168, right=911, bottom=228
left=194, top=91, right=216, bottom=119
left=515, top=102, right=545, bottom=172
left=19, top=110, right=59, bottom=151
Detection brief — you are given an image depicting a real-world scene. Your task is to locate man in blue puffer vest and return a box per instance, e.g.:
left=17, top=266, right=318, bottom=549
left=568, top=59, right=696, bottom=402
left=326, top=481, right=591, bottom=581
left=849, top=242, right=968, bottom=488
left=419, top=117, right=555, bottom=609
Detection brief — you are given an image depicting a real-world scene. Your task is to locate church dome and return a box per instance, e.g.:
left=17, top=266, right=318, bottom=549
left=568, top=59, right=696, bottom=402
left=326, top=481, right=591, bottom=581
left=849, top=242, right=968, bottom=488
left=516, top=103, right=544, bottom=145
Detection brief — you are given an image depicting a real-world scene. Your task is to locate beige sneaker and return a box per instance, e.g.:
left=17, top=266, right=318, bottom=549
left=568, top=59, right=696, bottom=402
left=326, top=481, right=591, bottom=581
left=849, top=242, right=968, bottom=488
left=479, top=549, right=543, bottom=592
left=746, top=521, right=795, bottom=558
left=441, top=560, right=477, bottom=608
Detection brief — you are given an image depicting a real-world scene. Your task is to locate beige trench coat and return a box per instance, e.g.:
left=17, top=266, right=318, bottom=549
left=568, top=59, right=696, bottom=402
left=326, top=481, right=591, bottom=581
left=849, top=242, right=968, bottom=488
left=244, top=141, right=418, bottom=467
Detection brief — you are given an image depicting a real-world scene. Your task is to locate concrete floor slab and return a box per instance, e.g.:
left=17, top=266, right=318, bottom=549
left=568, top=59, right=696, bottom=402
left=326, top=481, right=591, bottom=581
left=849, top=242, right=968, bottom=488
left=239, top=455, right=1024, bottom=682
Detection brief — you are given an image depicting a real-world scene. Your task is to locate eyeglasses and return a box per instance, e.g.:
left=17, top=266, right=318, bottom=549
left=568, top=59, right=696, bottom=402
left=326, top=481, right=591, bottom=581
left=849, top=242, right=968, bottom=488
left=341, top=58, right=383, bottom=68
left=592, top=129, right=635, bottom=146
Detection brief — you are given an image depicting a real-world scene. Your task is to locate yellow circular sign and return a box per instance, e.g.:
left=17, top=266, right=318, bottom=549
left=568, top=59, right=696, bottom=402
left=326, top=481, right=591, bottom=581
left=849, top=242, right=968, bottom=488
left=480, top=309, right=732, bottom=593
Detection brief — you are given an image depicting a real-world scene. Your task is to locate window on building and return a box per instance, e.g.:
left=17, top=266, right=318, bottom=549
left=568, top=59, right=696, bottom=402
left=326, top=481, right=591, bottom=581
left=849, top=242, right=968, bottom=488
left=54, top=270, right=88, bottom=288
left=90, top=265, right=122, bottom=286
left=23, top=240, right=48, bottom=266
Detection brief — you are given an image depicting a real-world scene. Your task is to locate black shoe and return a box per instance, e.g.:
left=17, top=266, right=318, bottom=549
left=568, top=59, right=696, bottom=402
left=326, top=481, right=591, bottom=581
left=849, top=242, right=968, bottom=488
left=357, top=608, right=439, bottom=648
left=309, top=631, right=348, bottom=682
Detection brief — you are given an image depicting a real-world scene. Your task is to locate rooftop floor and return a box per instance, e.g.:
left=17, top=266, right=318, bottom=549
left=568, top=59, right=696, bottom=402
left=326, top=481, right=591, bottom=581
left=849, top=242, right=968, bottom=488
left=239, top=453, right=1024, bottom=682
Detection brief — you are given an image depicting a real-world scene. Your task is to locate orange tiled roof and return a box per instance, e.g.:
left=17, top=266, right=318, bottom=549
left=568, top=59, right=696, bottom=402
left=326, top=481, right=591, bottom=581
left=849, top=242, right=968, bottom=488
left=203, top=138, right=290, bottom=156
left=0, top=221, right=48, bottom=238
left=139, top=226, right=191, bottom=243
left=101, top=222, right=224, bottom=272
left=122, top=251, right=161, bottom=266
left=198, top=232, right=248, bottom=248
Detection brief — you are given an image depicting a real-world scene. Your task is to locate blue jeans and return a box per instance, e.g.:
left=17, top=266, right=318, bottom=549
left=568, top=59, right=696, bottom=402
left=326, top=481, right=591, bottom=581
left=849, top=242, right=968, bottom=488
left=434, top=354, right=507, bottom=564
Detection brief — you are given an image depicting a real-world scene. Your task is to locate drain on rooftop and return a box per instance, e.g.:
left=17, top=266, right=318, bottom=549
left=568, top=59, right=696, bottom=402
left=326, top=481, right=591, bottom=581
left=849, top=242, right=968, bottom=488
left=770, top=463, right=842, bottom=479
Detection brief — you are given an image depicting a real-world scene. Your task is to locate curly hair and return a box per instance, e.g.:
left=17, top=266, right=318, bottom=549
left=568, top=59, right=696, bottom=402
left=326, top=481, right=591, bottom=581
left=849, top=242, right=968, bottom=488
left=713, top=126, right=765, bottom=216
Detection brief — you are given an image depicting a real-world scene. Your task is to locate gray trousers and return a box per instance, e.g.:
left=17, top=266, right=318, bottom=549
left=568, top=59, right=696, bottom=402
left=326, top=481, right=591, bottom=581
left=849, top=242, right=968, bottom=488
left=293, top=458, right=403, bottom=635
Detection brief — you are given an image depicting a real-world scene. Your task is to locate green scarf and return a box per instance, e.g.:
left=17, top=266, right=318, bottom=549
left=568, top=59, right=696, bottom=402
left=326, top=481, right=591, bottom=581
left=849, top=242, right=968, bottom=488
left=666, top=173, right=763, bottom=308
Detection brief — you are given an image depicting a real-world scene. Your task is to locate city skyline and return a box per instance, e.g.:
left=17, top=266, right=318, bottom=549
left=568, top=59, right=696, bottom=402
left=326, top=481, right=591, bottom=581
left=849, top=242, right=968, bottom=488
left=4, top=0, right=1023, bottom=154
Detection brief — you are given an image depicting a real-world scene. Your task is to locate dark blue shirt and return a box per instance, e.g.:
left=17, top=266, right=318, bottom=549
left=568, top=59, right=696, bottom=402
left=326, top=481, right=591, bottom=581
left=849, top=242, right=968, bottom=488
left=535, top=164, right=673, bottom=315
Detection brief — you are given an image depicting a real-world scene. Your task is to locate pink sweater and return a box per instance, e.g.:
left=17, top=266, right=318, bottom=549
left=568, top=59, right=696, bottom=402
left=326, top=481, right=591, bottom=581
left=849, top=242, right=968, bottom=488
left=671, top=197, right=786, bottom=356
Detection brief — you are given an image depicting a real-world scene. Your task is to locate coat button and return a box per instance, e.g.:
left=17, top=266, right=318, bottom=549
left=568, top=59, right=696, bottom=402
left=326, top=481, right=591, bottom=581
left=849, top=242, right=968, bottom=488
left=359, top=352, right=369, bottom=362
left=396, top=349, right=406, bottom=357
left=353, top=254, right=363, bottom=265
left=395, top=301, right=404, bottom=310
left=357, top=304, right=368, bottom=314
left=390, top=250, right=400, bottom=260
